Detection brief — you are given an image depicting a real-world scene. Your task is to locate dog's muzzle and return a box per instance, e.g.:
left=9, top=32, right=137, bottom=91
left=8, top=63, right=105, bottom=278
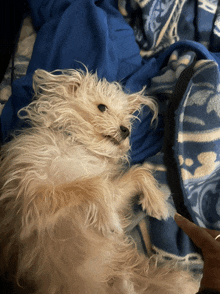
left=104, top=126, right=130, bottom=145
left=120, top=125, right=130, bottom=140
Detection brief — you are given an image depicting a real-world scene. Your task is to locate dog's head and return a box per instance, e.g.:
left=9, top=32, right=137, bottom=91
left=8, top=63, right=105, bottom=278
left=19, top=68, right=157, bottom=159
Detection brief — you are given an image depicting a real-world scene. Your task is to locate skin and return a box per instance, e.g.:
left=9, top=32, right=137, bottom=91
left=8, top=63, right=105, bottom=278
left=174, top=213, right=220, bottom=292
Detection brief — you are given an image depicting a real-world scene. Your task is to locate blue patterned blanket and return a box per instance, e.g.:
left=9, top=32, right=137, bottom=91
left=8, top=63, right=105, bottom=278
left=118, top=0, right=220, bottom=275
left=1, top=0, right=220, bottom=277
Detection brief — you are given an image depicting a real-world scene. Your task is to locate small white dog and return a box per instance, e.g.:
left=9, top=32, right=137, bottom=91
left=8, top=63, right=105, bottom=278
left=0, top=68, right=199, bottom=293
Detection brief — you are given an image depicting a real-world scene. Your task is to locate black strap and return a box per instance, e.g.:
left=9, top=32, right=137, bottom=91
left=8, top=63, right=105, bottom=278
left=163, top=54, right=197, bottom=222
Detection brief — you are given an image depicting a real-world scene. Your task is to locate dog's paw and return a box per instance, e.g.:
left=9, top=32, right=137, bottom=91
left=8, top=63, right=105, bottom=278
left=99, top=219, right=124, bottom=236
left=139, top=190, right=169, bottom=220
left=87, top=205, right=124, bottom=236
left=130, top=164, right=170, bottom=220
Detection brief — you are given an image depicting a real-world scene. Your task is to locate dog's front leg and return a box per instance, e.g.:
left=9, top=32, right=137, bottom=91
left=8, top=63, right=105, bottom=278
left=116, top=164, right=169, bottom=220
left=27, top=176, right=124, bottom=237
left=109, top=277, right=137, bottom=294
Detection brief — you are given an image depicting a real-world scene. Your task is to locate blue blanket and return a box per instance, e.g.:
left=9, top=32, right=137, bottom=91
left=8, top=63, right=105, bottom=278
left=1, top=0, right=220, bottom=276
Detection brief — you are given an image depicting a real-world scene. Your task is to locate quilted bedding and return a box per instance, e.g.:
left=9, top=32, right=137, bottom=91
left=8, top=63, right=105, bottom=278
left=1, top=0, right=220, bottom=278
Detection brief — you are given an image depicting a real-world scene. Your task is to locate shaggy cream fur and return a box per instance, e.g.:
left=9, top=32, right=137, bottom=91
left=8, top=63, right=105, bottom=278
left=0, top=68, right=199, bottom=293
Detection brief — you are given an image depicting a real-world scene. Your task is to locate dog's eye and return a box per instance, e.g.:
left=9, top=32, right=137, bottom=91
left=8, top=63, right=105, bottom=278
left=98, top=104, right=108, bottom=112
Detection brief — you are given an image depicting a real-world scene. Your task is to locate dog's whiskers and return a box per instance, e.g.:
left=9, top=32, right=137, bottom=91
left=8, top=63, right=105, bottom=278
left=104, top=135, right=120, bottom=145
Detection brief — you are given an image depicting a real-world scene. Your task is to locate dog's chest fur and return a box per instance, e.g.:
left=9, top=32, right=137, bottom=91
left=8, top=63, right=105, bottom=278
left=49, top=144, right=112, bottom=184
left=17, top=129, right=116, bottom=188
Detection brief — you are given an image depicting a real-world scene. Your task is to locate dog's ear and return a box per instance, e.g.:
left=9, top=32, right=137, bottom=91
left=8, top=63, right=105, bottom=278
left=127, top=91, right=158, bottom=123
left=33, top=69, right=83, bottom=99
left=67, top=82, right=80, bottom=95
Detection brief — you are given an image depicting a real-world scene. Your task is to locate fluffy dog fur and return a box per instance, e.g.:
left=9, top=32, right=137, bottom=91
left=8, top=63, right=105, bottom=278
left=0, top=68, right=199, bottom=293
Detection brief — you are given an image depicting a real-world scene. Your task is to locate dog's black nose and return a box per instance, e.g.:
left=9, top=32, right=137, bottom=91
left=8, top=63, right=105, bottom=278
left=120, top=125, right=130, bottom=139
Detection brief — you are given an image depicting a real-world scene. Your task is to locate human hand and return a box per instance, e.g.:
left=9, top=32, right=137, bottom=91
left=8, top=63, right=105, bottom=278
left=174, top=213, right=220, bottom=292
